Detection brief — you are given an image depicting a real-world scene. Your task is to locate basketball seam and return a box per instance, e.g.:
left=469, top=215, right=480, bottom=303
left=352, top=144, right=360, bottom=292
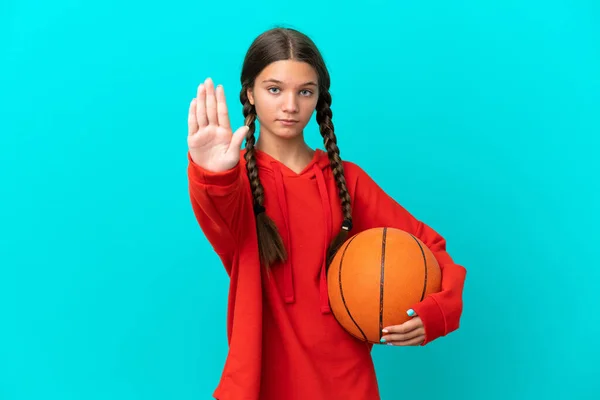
left=410, top=234, right=428, bottom=301
left=379, top=227, right=387, bottom=341
left=338, top=234, right=368, bottom=342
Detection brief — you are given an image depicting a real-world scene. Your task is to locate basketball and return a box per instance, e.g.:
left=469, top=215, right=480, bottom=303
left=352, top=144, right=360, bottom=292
left=327, top=227, right=442, bottom=344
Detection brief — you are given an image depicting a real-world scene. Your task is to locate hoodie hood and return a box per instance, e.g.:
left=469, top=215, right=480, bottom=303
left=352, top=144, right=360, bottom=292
left=247, top=148, right=334, bottom=314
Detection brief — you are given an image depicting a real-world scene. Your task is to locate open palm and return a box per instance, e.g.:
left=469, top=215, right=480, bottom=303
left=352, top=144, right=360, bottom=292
left=188, top=77, right=248, bottom=172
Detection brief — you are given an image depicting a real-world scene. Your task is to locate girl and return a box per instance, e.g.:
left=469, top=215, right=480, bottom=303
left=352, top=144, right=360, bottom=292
left=187, top=27, right=466, bottom=400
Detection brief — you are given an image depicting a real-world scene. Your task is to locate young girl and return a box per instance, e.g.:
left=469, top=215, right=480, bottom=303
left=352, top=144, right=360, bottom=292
left=187, top=27, right=466, bottom=400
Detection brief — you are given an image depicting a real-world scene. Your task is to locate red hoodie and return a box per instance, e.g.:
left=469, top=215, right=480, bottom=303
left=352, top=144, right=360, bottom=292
left=188, top=148, right=466, bottom=400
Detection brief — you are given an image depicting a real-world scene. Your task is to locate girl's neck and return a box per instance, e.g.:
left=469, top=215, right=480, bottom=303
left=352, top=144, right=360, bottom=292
left=255, top=131, right=315, bottom=170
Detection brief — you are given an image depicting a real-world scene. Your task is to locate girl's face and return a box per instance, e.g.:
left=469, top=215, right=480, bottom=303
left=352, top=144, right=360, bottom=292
left=247, top=60, right=320, bottom=140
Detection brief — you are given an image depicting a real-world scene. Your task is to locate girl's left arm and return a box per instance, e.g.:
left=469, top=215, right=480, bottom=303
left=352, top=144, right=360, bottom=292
left=346, top=162, right=467, bottom=345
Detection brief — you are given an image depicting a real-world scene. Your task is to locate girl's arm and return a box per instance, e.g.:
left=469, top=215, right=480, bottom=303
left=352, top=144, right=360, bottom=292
left=347, top=162, right=467, bottom=345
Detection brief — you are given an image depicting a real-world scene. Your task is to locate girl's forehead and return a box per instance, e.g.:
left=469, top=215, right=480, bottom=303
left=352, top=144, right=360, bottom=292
left=258, top=60, right=318, bottom=82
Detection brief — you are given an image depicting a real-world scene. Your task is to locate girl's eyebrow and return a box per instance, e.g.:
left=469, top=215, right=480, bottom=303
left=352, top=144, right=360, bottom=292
left=261, top=79, right=318, bottom=87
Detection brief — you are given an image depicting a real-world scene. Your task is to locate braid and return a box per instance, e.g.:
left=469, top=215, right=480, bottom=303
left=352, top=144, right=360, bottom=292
left=240, top=88, right=287, bottom=267
left=316, top=90, right=353, bottom=268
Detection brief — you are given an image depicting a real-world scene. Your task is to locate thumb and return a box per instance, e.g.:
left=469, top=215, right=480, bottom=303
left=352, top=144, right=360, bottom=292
left=229, top=125, right=249, bottom=153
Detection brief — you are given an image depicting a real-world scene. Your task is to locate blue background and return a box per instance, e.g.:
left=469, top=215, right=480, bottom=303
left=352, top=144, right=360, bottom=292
left=2, top=1, right=599, bottom=399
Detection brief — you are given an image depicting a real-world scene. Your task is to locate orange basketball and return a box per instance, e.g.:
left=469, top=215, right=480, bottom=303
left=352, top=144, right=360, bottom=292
left=327, top=227, right=441, bottom=344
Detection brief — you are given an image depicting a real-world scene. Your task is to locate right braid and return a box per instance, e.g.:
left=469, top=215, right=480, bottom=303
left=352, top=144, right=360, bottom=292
left=316, top=90, right=353, bottom=268
left=240, top=88, right=287, bottom=268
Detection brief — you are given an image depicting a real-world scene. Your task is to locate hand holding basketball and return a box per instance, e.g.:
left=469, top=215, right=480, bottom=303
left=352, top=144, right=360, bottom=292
left=188, top=77, right=249, bottom=172
left=381, top=309, right=425, bottom=346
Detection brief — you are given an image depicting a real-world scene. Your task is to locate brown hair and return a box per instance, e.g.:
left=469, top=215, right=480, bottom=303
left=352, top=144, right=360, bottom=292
left=239, top=27, right=353, bottom=269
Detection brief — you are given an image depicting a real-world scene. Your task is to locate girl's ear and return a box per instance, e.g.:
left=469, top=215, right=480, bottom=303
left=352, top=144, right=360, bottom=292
left=247, top=88, right=255, bottom=105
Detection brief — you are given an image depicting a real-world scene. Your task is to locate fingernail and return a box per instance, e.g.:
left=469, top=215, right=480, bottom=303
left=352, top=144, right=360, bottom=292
left=407, top=309, right=415, bottom=317
left=382, top=329, right=389, bottom=333
left=387, top=343, right=394, bottom=346
left=380, top=338, right=386, bottom=343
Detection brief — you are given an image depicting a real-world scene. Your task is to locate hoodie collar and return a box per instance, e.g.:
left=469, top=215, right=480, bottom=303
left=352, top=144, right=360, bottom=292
left=253, top=148, right=330, bottom=177
left=251, top=148, right=333, bottom=314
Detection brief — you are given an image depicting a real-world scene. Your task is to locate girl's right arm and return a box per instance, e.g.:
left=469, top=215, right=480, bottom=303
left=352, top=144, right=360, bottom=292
left=186, top=78, right=250, bottom=259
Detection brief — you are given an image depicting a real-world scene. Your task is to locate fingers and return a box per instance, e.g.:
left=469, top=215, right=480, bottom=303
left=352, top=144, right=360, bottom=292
left=382, top=317, right=422, bottom=335
left=204, top=78, right=218, bottom=125
left=216, top=84, right=231, bottom=130
left=196, top=77, right=229, bottom=129
left=381, top=327, right=424, bottom=343
left=195, top=83, right=208, bottom=128
left=228, top=125, right=250, bottom=154
left=380, top=309, right=424, bottom=346
left=188, top=98, right=198, bottom=136
left=387, top=335, right=425, bottom=347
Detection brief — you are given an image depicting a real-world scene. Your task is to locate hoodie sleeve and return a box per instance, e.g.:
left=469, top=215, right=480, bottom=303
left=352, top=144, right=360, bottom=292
left=187, top=152, right=249, bottom=265
left=347, top=162, right=467, bottom=346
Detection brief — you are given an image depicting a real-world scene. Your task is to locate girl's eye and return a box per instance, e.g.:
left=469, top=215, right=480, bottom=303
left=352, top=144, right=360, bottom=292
left=267, top=87, right=313, bottom=96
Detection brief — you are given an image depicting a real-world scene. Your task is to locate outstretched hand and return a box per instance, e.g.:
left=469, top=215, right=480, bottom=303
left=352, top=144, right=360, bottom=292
left=188, top=77, right=249, bottom=172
